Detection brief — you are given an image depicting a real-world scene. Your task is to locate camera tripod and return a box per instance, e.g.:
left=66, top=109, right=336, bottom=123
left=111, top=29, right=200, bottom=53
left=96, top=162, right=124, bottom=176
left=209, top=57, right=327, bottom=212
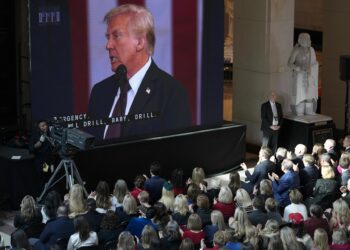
left=37, top=157, right=88, bottom=203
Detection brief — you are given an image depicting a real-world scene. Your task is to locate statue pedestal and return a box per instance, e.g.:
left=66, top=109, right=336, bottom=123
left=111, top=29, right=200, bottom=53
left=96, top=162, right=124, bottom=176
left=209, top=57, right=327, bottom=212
left=279, top=113, right=335, bottom=151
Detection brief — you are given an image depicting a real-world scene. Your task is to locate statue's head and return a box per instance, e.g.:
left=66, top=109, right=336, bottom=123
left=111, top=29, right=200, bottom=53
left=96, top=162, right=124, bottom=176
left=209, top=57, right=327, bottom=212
left=298, top=33, right=311, bottom=48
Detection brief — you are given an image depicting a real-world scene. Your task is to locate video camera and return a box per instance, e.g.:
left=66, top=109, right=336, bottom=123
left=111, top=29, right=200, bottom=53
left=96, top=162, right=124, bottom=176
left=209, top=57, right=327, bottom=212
left=50, top=120, right=95, bottom=153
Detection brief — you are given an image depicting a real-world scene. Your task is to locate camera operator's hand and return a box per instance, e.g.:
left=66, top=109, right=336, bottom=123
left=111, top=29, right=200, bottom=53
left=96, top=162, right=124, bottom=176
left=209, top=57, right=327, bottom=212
left=39, top=135, right=46, bottom=142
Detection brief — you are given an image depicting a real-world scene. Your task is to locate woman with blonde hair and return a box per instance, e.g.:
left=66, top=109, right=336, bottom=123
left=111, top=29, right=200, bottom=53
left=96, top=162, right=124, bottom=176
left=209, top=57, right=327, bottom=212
left=158, top=182, right=175, bottom=212
left=172, top=194, right=190, bottom=226
left=280, top=226, right=303, bottom=250
left=235, top=188, right=253, bottom=212
left=258, top=179, right=273, bottom=200
left=181, top=213, right=205, bottom=246
left=14, top=195, right=43, bottom=238
left=112, top=179, right=129, bottom=208
left=228, top=206, right=251, bottom=241
left=203, top=210, right=226, bottom=245
left=307, top=165, right=339, bottom=210
left=243, top=224, right=259, bottom=250
left=259, top=219, right=280, bottom=249
left=138, top=225, right=160, bottom=250
left=312, top=143, right=325, bottom=166
left=312, top=228, right=329, bottom=250
left=329, top=198, right=350, bottom=231
left=213, top=186, right=235, bottom=221
left=191, top=167, right=205, bottom=186
left=115, top=194, right=138, bottom=224
left=68, top=184, right=87, bottom=218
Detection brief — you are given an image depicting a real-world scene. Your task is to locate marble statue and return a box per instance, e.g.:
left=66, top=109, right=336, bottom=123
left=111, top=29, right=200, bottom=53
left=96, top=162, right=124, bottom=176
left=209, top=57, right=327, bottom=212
left=288, top=33, right=318, bottom=116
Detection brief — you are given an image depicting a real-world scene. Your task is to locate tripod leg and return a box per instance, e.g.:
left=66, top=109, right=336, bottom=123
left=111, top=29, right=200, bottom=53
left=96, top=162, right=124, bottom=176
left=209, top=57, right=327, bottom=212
left=37, top=161, right=64, bottom=202
left=63, top=160, right=71, bottom=191
left=71, top=161, right=88, bottom=196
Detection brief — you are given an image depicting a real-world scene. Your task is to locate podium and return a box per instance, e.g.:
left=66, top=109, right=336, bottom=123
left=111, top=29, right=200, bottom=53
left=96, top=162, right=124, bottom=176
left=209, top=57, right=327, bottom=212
left=279, top=114, right=335, bottom=151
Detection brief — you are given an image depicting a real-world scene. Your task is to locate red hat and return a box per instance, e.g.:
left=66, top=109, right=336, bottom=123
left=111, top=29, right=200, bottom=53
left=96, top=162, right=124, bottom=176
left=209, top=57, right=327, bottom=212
left=288, top=213, right=303, bottom=225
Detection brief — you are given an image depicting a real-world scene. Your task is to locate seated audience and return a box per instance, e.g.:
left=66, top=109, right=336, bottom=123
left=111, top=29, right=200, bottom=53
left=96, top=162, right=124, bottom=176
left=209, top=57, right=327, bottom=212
left=328, top=198, right=350, bottom=232
left=130, top=175, right=146, bottom=203
left=324, top=139, right=340, bottom=164
left=283, top=189, right=308, bottom=221
left=241, top=147, right=275, bottom=194
left=67, top=215, right=98, bottom=250
left=171, top=168, right=187, bottom=196
left=248, top=196, right=268, bottom=227
left=98, top=210, right=123, bottom=246
left=117, top=231, right=135, bottom=250
left=68, top=184, right=87, bottom=218
left=288, top=212, right=313, bottom=249
left=83, top=198, right=103, bottom=233
left=186, top=183, right=202, bottom=206
left=160, top=220, right=182, bottom=250
left=299, top=154, right=320, bottom=198
left=280, top=226, right=304, bottom=250
left=40, top=190, right=61, bottom=224
left=336, top=153, right=350, bottom=186
left=223, top=228, right=243, bottom=250
left=312, top=143, right=325, bottom=167
left=144, top=162, right=166, bottom=204
left=267, top=236, right=284, bottom=250
left=291, top=144, right=308, bottom=170
left=181, top=213, right=205, bottom=246
left=306, top=165, right=339, bottom=210
left=228, top=207, right=251, bottom=241
left=158, top=182, right=175, bottom=212
left=112, top=179, right=129, bottom=209
left=274, top=147, right=287, bottom=177
left=330, top=229, right=350, bottom=250
left=212, top=187, right=235, bottom=221
left=11, top=229, right=37, bottom=250
left=259, top=219, right=280, bottom=249
left=234, top=188, right=253, bottom=213
left=269, top=159, right=300, bottom=208
left=172, top=194, right=191, bottom=226
left=265, top=198, right=283, bottom=225
left=312, top=228, right=329, bottom=250
left=303, top=204, right=329, bottom=239
left=255, top=179, right=273, bottom=201
left=14, top=195, right=44, bottom=238
left=138, top=191, right=152, bottom=215
left=242, top=224, right=259, bottom=250
left=115, top=194, right=139, bottom=225
left=39, top=205, right=74, bottom=249
left=179, top=238, right=195, bottom=250
left=137, top=225, right=160, bottom=250
left=228, top=171, right=241, bottom=198
left=203, top=210, right=226, bottom=246
left=200, top=230, right=225, bottom=250
left=152, top=202, right=171, bottom=232
left=195, top=194, right=212, bottom=227
left=93, top=180, right=114, bottom=213
left=126, top=206, right=157, bottom=238
left=191, top=167, right=207, bottom=190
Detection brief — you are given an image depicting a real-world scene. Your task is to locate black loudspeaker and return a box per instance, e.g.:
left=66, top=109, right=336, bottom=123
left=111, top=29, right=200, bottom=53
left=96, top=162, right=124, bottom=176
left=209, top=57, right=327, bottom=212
left=340, top=55, right=350, bottom=81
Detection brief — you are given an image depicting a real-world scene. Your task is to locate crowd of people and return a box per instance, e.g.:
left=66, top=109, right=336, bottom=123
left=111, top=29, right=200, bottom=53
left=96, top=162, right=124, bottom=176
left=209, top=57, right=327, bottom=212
left=4, top=136, right=350, bottom=250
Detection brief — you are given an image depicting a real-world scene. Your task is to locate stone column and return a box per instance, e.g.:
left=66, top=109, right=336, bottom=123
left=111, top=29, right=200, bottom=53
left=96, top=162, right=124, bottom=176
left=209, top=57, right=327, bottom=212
left=322, top=1, right=350, bottom=130
left=232, top=0, right=295, bottom=145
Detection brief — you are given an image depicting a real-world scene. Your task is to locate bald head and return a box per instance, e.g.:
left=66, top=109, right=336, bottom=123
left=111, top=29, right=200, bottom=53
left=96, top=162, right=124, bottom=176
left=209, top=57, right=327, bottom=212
left=269, top=91, right=277, bottom=102
left=57, top=205, right=68, bottom=217
left=324, top=139, right=336, bottom=152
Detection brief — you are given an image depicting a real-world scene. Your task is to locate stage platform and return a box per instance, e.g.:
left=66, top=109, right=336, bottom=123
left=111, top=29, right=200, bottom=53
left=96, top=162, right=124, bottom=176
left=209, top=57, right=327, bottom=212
left=0, top=122, right=246, bottom=209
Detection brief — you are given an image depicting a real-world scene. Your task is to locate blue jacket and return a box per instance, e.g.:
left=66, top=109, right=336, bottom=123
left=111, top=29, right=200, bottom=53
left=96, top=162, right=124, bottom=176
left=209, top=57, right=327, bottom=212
left=272, top=170, right=300, bottom=207
left=39, top=216, right=74, bottom=248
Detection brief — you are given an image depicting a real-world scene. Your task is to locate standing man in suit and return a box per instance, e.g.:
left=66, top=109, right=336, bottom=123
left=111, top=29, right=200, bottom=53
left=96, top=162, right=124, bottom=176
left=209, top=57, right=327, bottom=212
left=88, top=4, right=191, bottom=140
left=261, top=91, right=283, bottom=153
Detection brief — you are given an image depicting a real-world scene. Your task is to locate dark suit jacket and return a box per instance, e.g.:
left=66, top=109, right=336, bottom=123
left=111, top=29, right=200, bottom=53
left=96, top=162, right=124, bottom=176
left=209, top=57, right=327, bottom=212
left=299, top=165, right=320, bottom=198
left=144, top=175, right=166, bottom=204
left=261, top=101, right=283, bottom=133
left=39, top=216, right=74, bottom=248
left=87, top=61, right=192, bottom=140
left=248, top=209, right=268, bottom=227
left=245, top=159, right=275, bottom=187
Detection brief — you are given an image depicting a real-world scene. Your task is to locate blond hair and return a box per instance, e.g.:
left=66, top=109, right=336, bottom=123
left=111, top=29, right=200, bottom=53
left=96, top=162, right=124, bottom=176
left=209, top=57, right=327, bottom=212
left=158, top=187, right=175, bottom=212
left=218, top=186, right=233, bottom=204
left=321, top=165, right=335, bottom=179
left=235, top=188, right=252, bottom=208
left=174, top=194, right=189, bottom=215
left=211, top=210, right=226, bottom=230
left=69, top=184, right=86, bottom=216
left=332, top=198, right=350, bottom=228
left=20, top=195, right=36, bottom=220
left=123, top=194, right=137, bottom=215
left=192, top=167, right=205, bottom=186
left=289, top=189, right=303, bottom=204
left=313, top=228, right=329, bottom=250
left=259, top=179, right=273, bottom=196
left=104, top=4, right=155, bottom=55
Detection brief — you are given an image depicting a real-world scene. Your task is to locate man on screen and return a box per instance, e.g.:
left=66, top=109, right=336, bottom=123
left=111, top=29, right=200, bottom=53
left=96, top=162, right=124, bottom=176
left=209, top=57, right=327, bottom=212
left=87, top=4, right=191, bottom=140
